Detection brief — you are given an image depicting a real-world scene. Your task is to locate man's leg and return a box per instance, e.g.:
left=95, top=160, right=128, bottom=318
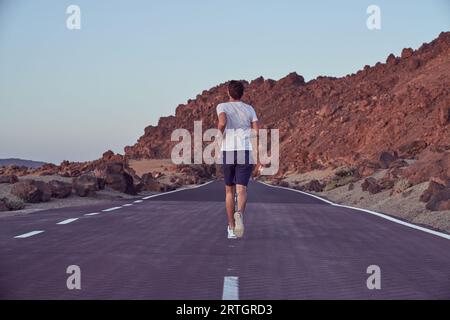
left=225, top=185, right=236, bottom=228
left=236, top=184, right=247, bottom=214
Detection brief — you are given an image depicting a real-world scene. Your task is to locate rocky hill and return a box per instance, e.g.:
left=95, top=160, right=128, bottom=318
left=124, top=32, right=450, bottom=176
left=0, top=158, right=48, bottom=168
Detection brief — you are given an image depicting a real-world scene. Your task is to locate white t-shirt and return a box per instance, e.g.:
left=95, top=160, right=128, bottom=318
left=216, top=101, right=258, bottom=151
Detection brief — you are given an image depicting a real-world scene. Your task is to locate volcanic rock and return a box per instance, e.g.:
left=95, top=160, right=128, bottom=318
left=11, top=180, right=51, bottom=203
left=48, top=180, right=72, bottom=198
left=361, top=177, right=382, bottom=194
left=0, top=175, right=18, bottom=184
left=72, top=175, right=98, bottom=197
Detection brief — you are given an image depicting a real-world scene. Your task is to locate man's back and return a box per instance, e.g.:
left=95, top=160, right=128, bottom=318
left=216, top=101, right=258, bottom=151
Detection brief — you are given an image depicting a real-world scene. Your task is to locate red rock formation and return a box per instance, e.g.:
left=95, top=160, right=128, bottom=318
left=124, top=32, right=450, bottom=177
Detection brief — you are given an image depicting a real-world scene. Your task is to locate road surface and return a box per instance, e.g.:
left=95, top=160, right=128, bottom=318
left=0, top=181, right=449, bottom=299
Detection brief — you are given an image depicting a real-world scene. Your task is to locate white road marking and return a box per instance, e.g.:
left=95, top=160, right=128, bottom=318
left=133, top=200, right=143, bottom=203
left=14, top=231, right=44, bottom=239
left=122, top=203, right=133, bottom=207
left=261, top=181, right=450, bottom=240
left=57, top=218, right=79, bottom=225
left=142, top=181, right=214, bottom=200
left=102, top=207, right=121, bottom=212
left=84, top=212, right=100, bottom=216
left=222, top=276, right=239, bottom=300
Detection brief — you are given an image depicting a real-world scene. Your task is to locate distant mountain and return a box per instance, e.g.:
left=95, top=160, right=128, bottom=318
left=0, top=158, right=48, bottom=168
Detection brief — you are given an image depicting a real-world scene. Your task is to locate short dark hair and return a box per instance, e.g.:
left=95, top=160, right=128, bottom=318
left=228, top=80, right=244, bottom=100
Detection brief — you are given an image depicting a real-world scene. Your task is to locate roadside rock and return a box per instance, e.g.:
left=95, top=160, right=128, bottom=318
left=72, top=175, right=98, bottom=197
left=304, top=179, right=323, bottom=192
left=0, top=199, right=8, bottom=211
left=425, top=189, right=450, bottom=211
left=0, top=175, right=18, bottom=184
left=403, top=150, right=450, bottom=185
left=361, top=177, right=382, bottom=194
left=48, top=180, right=72, bottom=198
left=96, top=162, right=136, bottom=195
left=10, top=180, right=51, bottom=203
left=420, top=180, right=446, bottom=203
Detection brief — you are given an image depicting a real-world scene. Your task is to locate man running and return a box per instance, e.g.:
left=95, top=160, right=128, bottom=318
left=216, top=80, right=259, bottom=239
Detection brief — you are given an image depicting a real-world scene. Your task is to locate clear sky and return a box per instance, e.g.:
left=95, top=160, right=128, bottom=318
left=0, top=0, right=449, bottom=163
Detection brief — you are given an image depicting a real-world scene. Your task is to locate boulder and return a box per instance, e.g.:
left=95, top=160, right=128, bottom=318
left=304, top=179, right=323, bottom=192
left=425, top=189, right=450, bottom=211
left=379, top=151, right=397, bottom=169
left=48, top=180, right=72, bottom=198
left=361, top=177, right=382, bottom=194
left=420, top=180, right=446, bottom=203
left=0, top=175, right=18, bottom=184
left=0, top=199, right=8, bottom=212
left=72, top=175, right=98, bottom=197
left=105, top=172, right=136, bottom=195
left=10, top=180, right=51, bottom=203
left=103, top=163, right=136, bottom=195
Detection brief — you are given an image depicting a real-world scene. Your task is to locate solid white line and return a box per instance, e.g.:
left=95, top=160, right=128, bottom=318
left=57, top=218, right=79, bottom=225
left=122, top=203, right=133, bottom=207
left=222, top=276, right=239, bottom=300
left=14, top=231, right=44, bottom=239
left=84, top=212, right=100, bottom=216
left=141, top=181, right=215, bottom=200
left=260, top=181, right=450, bottom=240
left=102, top=207, right=122, bottom=212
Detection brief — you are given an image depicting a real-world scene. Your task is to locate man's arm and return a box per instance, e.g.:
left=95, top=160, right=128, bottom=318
left=217, top=112, right=227, bottom=133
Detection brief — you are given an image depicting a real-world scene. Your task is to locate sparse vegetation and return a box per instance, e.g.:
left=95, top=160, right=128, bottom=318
left=324, top=166, right=358, bottom=191
left=1, top=196, right=25, bottom=211
left=392, top=178, right=412, bottom=195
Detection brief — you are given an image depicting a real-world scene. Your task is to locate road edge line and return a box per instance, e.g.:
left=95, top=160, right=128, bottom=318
left=142, top=181, right=215, bottom=200
left=260, top=181, right=450, bottom=241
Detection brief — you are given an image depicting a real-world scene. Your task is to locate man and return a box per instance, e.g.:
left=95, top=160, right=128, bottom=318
left=217, top=80, right=259, bottom=239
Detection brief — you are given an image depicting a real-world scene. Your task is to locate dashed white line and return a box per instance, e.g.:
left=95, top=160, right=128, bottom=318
left=84, top=212, right=100, bottom=216
left=222, top=276, right=239, bottom=300
left=133, top=200, right=143, bottom=203
left=102, top=207, right=121, bottom=212
left=122, top=203, right=133, bottom=207
left=14, top=231, right=44, bottom=239
left=57, top=218, right=79, bottom=225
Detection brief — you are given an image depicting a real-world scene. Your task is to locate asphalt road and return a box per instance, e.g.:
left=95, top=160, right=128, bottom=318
left=0, top=180, right=449, bottom=299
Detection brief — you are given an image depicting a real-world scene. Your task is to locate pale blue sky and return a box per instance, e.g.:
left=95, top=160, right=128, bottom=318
left=0, top=0, right=449, bottom=163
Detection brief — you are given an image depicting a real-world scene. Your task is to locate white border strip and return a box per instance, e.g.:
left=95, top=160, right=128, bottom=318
left=141, top=181, right=215, bottom=200
left=102, top=207, right=122, bottom=212
left=260, top=181, right=450, bottom=240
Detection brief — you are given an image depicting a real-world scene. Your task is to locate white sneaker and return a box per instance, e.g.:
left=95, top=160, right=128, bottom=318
left=227, top=226, right=237, bottom=239
left=234, top=212, right=244, bottom=238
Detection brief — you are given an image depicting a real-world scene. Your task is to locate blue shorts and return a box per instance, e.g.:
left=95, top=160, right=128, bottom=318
left=222, top=151, right=254, bottom=186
